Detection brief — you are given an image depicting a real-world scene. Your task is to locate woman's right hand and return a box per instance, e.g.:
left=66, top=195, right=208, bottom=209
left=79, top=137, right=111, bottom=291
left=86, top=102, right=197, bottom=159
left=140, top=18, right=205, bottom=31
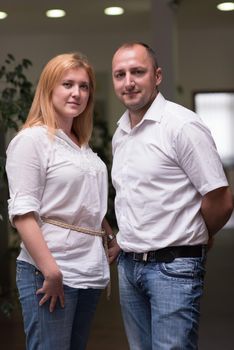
left=14, top=213, right=65, bottom=313
left=36, top=268, right=65, bottom=312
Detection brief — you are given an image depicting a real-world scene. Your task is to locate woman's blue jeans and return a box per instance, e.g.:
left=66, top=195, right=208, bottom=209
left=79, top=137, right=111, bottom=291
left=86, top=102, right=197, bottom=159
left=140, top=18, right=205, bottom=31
left=117, top=250, right=207, bottom=350
left=16, top=260, right=101, bottom=350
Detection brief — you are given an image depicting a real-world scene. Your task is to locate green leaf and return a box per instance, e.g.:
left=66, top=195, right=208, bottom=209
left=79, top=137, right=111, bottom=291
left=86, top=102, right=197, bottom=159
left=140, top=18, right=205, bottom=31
left=22, top=58, right=32, bottom=68
left=7, top=53, right=15, bottom=61
left=0, top=54, right=34, bottom=132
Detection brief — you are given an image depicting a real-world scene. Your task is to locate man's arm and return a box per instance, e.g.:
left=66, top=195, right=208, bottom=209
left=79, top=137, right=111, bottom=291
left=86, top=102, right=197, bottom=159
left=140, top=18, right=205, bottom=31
left=201, top=186, right=233, bottom=236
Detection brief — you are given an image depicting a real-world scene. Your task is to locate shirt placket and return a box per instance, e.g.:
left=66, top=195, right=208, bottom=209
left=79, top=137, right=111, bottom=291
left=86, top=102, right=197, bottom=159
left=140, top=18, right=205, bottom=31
left=120, top=132, right=134, bottom=226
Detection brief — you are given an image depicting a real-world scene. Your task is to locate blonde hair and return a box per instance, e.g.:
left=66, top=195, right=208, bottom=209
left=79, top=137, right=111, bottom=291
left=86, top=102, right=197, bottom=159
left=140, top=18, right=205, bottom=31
left=23, top=52, right=95, bottom=145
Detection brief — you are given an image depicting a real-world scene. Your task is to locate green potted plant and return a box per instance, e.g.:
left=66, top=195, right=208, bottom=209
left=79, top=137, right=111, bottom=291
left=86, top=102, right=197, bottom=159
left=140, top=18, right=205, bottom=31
left=0, top=54, right=34, bottom=318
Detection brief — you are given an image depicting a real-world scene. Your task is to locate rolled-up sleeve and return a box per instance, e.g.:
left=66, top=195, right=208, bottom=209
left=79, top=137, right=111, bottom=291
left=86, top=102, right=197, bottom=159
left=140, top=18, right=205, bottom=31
left=6, top=131, right=47, bottom=226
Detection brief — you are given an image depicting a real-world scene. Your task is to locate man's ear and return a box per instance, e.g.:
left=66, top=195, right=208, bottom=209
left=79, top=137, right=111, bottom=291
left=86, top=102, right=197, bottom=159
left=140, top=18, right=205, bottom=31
left=155, top=67, right=162, bottom=86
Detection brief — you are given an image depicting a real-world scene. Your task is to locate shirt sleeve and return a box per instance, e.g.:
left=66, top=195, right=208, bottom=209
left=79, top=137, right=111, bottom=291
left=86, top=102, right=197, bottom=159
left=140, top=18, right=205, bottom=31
left=173, top=120, right=228, bottom=196
left=6, top=131, right=47, bottom=226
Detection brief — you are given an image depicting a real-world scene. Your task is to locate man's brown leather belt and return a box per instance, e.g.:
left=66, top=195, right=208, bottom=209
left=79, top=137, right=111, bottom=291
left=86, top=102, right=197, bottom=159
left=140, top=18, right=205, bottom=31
left=124, top=245, right=206, bottom=263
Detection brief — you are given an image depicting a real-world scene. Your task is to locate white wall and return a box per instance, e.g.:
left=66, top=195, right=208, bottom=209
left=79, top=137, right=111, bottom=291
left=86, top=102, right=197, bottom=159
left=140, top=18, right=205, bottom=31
left=1, top=3, right=234, bottom=133
left=0, top=29, right=150, bottom=135
left=178, top=27, right=234, bottom=108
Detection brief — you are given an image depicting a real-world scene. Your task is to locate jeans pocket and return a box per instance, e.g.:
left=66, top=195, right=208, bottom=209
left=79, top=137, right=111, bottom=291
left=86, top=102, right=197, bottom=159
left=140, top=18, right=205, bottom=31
left=16, top=262, right=22, bottom=282
left=16, top=261, right=44, bottom=294
left=35, top=269, right=44, bottom=290
left=16, top=260, right=30, bottom=283
left=159, top=257, right=206, bottom=280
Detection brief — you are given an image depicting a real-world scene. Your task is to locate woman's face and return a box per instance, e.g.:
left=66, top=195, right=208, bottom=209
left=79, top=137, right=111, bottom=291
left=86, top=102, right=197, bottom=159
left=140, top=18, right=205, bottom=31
left=52, top=67, right=90, bottom=128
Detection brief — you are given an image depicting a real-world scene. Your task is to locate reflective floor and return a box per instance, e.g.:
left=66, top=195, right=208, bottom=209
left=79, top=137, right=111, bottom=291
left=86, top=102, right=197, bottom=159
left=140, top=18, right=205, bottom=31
left=199, top=228, right=234, bottom=350
left=1, top=228, right=233, bottom=350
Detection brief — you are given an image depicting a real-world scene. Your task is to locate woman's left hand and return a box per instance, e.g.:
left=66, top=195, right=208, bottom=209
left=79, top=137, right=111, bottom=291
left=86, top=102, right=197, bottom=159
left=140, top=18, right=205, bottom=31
left=108, top=238, right=121, bottom=264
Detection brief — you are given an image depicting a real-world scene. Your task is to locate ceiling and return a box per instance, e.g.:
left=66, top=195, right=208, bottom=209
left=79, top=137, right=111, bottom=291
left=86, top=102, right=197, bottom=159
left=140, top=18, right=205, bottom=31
left=0, top=0, right=233, bottom=36
left=0, top=0, right=151, bottom=35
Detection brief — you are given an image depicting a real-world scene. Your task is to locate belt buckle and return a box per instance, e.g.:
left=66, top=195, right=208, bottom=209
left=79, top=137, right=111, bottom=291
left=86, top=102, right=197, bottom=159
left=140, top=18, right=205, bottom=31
left=132, top=252, right=148, bottom=262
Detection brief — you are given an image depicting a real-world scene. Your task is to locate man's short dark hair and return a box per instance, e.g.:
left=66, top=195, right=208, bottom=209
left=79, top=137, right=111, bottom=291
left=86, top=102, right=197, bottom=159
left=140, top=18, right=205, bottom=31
left=114, top=42, right=159, bottom=69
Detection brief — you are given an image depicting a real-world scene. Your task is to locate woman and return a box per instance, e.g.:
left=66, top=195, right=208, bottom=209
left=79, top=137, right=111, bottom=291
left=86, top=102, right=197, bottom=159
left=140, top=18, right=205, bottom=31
left=6, top=52, right=112, bottom=350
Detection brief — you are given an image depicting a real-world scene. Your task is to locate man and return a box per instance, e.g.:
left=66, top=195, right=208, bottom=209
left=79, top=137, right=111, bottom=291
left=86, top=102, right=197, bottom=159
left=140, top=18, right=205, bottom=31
left=109, top=42, right=233, bottom=350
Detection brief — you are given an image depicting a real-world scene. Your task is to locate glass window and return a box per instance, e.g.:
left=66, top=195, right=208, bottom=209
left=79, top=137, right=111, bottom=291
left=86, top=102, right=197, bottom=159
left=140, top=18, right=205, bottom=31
left=194, top=91, right=234, bottom=167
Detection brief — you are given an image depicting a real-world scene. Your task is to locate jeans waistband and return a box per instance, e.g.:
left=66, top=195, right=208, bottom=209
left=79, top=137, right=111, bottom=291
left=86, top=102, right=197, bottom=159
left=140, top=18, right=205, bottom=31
left=123, top=245, right=206, bottom=263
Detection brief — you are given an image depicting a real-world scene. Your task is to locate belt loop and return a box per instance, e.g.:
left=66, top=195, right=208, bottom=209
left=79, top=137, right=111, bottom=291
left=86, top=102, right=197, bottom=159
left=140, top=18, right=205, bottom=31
left=143, top=252, right=148, bottom=262
left=202, top=244, right=208, bottom=261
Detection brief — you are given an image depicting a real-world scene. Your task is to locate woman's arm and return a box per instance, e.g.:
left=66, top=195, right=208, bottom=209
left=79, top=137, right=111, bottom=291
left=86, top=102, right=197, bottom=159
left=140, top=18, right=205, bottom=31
left=14, top=212, right=64, bottom=312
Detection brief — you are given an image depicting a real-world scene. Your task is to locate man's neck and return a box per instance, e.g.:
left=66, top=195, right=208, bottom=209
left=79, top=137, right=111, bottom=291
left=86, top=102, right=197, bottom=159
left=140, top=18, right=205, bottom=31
left=129, top=112, right=144, bottom=128
left=129, top=92, right=158, bottom=128
left=128, top=90, right=158, bottom=129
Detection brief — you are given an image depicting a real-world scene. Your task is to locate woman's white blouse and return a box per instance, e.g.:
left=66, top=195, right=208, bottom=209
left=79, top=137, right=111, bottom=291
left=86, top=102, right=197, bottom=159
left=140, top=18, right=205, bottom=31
left=6, top=126, right=110, bottom=289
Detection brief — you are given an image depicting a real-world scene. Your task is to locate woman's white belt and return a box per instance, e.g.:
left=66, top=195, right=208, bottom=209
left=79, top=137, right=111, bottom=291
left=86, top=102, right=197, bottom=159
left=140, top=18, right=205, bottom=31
left=41, top=216, right=111, bottom=297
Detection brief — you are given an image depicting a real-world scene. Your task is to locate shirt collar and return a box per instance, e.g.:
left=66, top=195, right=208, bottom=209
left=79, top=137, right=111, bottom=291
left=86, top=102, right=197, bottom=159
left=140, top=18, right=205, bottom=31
left=117, top=92, right=166, bottom=132
left=56, top=129, right=87, bottom=150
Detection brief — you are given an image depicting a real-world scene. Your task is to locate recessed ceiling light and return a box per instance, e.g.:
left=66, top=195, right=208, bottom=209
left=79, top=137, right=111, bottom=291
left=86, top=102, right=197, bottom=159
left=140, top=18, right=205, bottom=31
left=217, top=2, right=234, bottom=11
left=104, top=7, right=124, bottom=16
left=0, top=11, right=8, bottom=19
left=46, top=9, right=66, bottom=18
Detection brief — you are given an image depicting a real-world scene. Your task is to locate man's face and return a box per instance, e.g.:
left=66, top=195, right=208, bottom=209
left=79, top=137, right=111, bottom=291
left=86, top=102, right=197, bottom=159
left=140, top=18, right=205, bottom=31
left=112, top=44, right=162, bottom=116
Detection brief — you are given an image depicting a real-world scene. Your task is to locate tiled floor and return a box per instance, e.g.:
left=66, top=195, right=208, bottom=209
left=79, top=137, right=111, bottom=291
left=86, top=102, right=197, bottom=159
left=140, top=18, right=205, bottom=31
left=1, top=228, right=233, bottom=349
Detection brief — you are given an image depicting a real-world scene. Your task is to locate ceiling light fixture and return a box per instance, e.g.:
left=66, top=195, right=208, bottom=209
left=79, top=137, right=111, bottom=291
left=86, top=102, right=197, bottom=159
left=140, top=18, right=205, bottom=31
left=217, top=2, right=234, bottom=11
left=46, top=9, right=66, bottom=18
left=104, top=7, right=124, bottom=16
left=0, top=11, right=8, bottom=19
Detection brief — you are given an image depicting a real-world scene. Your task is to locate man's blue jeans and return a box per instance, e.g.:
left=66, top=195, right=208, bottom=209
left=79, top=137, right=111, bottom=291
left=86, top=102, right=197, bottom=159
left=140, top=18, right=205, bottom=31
left=117, top=250, right=207, bottom=350
left=16, top=260, right=101, bottom=350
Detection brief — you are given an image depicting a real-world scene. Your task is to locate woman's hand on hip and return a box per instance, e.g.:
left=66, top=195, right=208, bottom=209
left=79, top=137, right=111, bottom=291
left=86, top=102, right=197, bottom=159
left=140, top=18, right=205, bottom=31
left=36, top=269, right=64, bottom=312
